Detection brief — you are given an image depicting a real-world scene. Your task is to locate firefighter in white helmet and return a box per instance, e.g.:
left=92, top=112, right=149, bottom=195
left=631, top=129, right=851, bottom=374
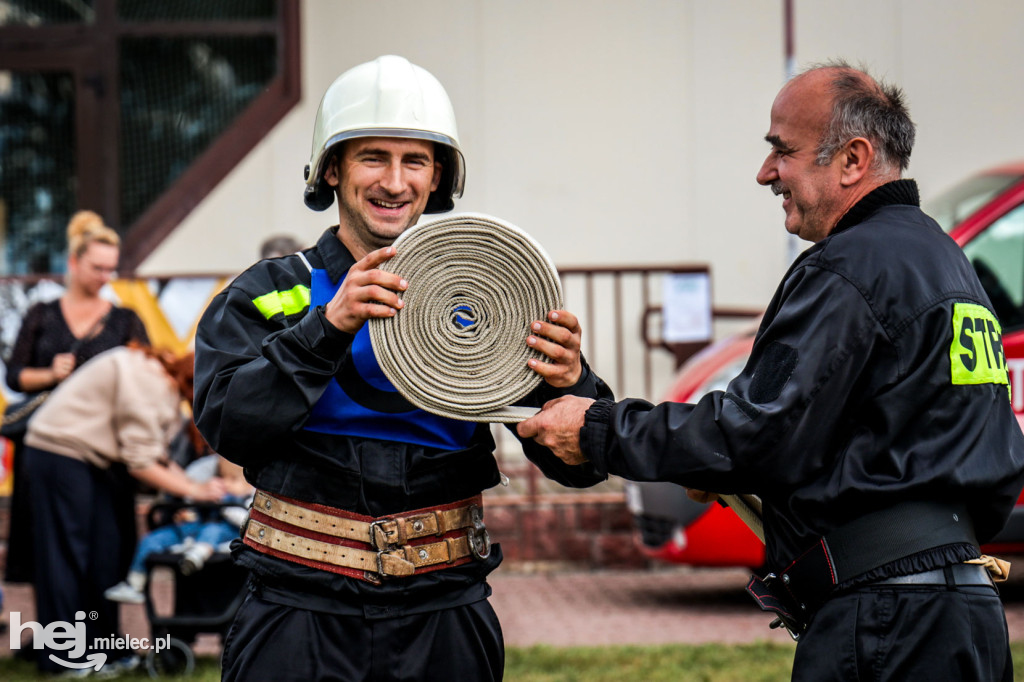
left=195, top=55, right=613, bottom=681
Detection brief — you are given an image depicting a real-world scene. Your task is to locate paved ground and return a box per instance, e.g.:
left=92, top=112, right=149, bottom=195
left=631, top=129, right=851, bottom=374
left=4, top=564, right=1024, bottom=660
left=490, top=565, right=784, bottom=647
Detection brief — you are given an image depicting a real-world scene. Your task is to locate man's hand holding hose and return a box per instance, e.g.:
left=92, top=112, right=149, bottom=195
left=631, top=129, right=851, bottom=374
left=516, top=395, right=594, bottom=465
left=518, top=399, right=763, bottom=541
left=525, top=310, right=584, bottom=388
left=324, top=245, right=407, bottom=335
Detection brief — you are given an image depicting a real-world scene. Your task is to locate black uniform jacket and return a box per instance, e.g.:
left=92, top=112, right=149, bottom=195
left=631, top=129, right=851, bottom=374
left=581, top=180, right=1024, bottom=578
left=194, top=227, right=612, bottom=615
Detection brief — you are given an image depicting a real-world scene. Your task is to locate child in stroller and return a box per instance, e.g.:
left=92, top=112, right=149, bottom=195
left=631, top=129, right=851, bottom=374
left=105, top=455, right=251, bottom=603
left=105, top=497, right=243, bottom=602
left=105, top=454, right=252, bottom=676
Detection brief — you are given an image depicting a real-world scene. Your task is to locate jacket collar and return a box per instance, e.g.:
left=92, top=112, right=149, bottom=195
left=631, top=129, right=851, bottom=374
left=832, top=179, right=920, bottom=235
left=316, top=226, right=357, bottom=284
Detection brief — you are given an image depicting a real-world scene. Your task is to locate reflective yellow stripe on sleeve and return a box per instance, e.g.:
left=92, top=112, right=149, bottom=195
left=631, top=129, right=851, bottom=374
left=950, top=302, right=1010, bottom=401
left=252, top=284, right=311, bottom=320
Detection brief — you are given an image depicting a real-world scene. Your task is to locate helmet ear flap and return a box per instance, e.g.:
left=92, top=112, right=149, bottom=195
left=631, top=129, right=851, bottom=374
left=425, top=166, right=454, bottom=214
left=303, top=179, right=335, bottom=211
left=424, top=146, right=457, bottom=214
left=303, top=155, right=337, bottom=211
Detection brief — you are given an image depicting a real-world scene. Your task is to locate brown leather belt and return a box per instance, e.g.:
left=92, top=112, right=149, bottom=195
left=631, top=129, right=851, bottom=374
left=243, top=490, right=490, bottom=583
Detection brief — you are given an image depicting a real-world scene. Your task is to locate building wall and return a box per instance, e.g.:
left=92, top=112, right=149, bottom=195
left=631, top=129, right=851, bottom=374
left=140, top=0, right=1024, bottom=315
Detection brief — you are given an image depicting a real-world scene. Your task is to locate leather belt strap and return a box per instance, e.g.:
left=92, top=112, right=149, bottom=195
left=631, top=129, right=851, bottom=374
left=251, top=490, right=481, bottom=548
left=243, top=490, right=490, bottom=583
left=244, top=519, right=475, bottom=578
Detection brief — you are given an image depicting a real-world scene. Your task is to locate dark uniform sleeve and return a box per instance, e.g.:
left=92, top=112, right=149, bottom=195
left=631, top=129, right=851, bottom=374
left=193, top=263, right=352, bottom=465
left=515, top=358, right=616, bottom=488
left=580, top=264, right=880, bottom=496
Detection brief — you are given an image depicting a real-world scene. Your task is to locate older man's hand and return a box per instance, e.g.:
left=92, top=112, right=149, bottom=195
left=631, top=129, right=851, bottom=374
left=516, top=395, right=594, bottom=465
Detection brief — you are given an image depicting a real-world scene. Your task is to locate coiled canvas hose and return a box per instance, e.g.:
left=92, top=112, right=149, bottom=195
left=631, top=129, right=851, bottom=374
left=368, top=214, right=765, bottom=545
left=368, top=213, right=562, bottom=423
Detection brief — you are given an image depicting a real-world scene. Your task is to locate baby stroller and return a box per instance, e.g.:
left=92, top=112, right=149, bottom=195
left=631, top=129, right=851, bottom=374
left=138, top=499, right=249, bottom=677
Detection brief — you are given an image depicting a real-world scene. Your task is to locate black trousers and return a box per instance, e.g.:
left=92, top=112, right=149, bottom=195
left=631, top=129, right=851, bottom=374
left=793, top=583, right=1011, bottom=681
left=25, top=447, right=129, bottom=673
left=8, top=439, right=137, bottom=585
left=220, top=587, right=505, bottom=682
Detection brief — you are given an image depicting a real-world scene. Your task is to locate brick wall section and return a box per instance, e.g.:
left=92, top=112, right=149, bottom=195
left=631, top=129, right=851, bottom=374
left=0, top=494, right=649, bottom=571
left=483, top=493, right=648, bottom=569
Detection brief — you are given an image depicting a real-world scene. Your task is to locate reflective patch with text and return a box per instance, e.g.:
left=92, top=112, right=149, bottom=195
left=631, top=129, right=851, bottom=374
left=950, top=302, right=1009, bottom=401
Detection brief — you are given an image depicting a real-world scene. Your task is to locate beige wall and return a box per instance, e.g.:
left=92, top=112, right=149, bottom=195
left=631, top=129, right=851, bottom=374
left=141, top=0, right=1024, bottom=314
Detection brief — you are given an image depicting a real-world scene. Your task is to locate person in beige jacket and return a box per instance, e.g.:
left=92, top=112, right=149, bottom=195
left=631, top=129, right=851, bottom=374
left=22, top=344, right=225, bottom=676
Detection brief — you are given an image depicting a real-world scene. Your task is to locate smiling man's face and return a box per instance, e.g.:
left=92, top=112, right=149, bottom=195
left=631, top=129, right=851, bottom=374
left=327, top=136, right=442, bottom=258
left=755, top=71, right=846, bottom=243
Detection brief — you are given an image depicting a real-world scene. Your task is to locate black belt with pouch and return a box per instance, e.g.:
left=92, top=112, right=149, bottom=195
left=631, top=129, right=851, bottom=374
left=746, top=501, right=979, bottom=640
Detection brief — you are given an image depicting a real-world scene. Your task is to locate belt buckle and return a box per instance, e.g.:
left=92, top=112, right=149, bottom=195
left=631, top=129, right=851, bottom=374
left=368, top=518, right=396, bottom=550
left=376, top=549, right=390, bottom=577
left=467, top=505, right=491, bottom=560
left=375, top=547, right=416, bottom=579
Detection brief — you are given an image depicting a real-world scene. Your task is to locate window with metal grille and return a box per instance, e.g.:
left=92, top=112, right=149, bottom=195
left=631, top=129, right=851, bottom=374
left=0, top=0, right=300, bottom=274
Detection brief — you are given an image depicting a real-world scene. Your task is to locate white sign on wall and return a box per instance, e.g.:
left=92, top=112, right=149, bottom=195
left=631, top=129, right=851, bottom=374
left=662, top=272, right=712, bottom=343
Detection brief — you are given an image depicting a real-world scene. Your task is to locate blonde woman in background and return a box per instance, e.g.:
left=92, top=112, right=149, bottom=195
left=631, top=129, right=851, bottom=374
left=3, top=210, right=148, bottom=591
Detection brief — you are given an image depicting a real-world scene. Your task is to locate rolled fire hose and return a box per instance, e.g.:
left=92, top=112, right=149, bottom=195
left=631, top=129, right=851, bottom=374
left=368, top=213, right=560, bottom=423
left=368, top=213, right=767, bottom=543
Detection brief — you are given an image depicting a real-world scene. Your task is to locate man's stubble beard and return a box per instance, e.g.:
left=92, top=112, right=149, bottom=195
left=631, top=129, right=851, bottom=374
left=338, top=198, right=416, bottom=253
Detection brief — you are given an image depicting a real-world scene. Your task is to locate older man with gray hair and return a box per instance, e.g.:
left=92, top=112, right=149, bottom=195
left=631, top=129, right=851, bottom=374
left=519, top=60, right=1024, bottom=680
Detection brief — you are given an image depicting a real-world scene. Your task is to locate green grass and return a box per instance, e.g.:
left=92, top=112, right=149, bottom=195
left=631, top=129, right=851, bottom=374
left=504, top=642, right=796, bottom=682
left=1, top=642, right=1022, bottom=681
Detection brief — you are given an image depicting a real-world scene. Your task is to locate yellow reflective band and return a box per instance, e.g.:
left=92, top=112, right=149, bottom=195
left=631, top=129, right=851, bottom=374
left=950, top=302, right=1009, bottom=397
left=252, top=285, right=311, bottom=320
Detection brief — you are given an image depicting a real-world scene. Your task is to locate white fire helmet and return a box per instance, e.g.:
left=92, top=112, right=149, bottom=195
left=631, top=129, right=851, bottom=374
left=303, top=55, right=465, bottom=213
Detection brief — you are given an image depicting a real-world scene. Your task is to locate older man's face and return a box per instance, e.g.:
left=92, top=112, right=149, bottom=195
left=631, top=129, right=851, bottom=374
left=755, top=72, right=846, bottom=243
